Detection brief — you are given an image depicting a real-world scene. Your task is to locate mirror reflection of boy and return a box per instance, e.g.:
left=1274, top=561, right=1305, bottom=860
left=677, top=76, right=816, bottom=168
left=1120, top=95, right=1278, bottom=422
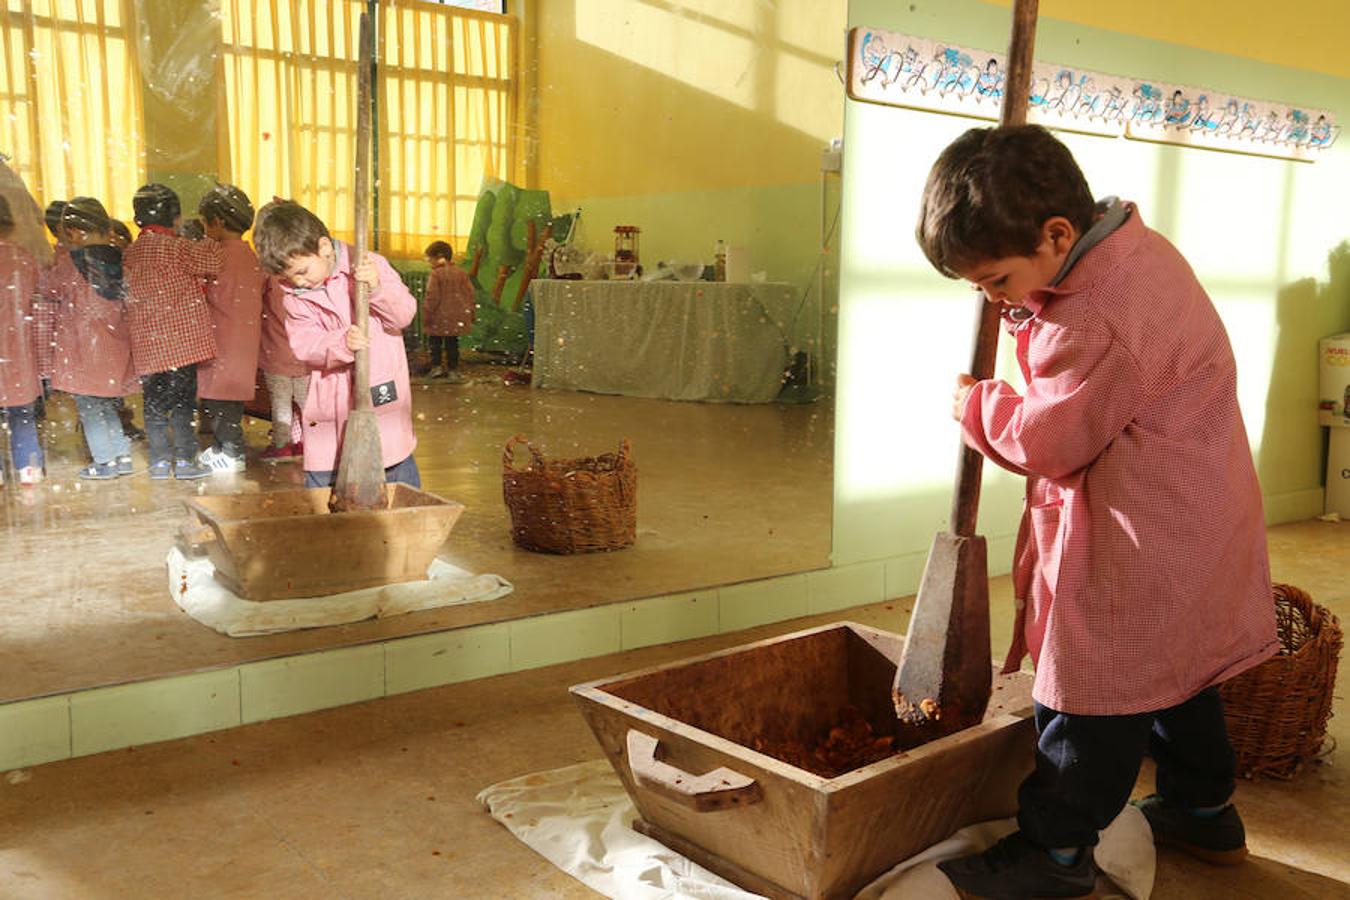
left=253, top=200, right=420, bottom=489
left=422, top=240, right=476, bottom=384
left=257, top=275, right=309, bottom=463
left=915, top=125, right=1277, bottom=898
left=0, top=195, right=44, bottom=485
left=195, top=185, right=266, bottom=474
left=123, top=183, right=223, bottom=480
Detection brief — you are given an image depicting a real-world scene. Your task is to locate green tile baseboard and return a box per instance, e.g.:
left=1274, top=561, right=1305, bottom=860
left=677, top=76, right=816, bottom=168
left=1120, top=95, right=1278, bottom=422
left=0, top=556, right=978, bottom=772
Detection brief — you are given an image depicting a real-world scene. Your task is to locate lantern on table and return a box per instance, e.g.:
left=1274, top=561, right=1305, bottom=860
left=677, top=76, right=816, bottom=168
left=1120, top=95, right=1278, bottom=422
left=612, top=225, right=640, bottom=278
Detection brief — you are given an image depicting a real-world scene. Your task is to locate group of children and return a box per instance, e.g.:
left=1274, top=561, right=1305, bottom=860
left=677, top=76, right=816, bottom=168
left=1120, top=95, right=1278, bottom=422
left=0, top=181, right=475, bottom=490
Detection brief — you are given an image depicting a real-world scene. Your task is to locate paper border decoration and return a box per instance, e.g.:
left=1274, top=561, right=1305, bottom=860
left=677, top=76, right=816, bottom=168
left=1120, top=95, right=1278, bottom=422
left=846, top=27, right=1340, bottom=162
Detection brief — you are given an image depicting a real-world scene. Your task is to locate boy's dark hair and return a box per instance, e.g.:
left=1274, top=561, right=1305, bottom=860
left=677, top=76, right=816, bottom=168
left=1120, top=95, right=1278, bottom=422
left=916, top=125, right=1095, bottom=277
left=425, top=240, right=453, bottom=261
left=44, top=200, right=67, bottom=238
left=62, top=196, right=113, bottom=235
left=0, top=195, right=13, bottom=232
left=199, top=183, right=255, bottom=234
left=179, top=218, right=206, bottom=241
left=253, top=199, right=331, bottom=274
left=133, top=182, right=181, bottom=228
left=111, top=220, right=133, bottom=245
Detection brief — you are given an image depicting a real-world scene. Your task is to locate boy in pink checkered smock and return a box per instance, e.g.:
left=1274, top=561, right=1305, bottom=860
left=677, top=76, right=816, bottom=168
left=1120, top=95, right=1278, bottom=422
left=916, top=126, right=1278, bottom=899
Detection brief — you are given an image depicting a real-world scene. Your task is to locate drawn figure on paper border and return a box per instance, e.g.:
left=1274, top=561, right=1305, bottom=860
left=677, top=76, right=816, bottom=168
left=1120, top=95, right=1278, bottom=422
left=1282, top=109, right=1311, bottom=145
left=1188, top=95, right=1217, bottom=132
left=1310, top=115, right=1335, bottom=147
left=1099, top=85, right=1128, bottom=121
left=859, top=32, right=903, bottom=87
left=1129, top=83, right=1164, bottom=124
left=976, top=58, right=1004, bottom=100
left=1164, top=90, right=1193, bottom=127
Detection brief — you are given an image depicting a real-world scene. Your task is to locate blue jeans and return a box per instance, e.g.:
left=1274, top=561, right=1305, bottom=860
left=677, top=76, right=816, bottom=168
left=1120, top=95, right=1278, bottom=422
left=143, top=365, right=198, bottom=464
left=73, top=395, right=131, bottom=465
left=1017, top=687, right=1236, bottom=849
left=305, top=453, right=421, bottom=489
left=4, top=403, right=43, bottom=471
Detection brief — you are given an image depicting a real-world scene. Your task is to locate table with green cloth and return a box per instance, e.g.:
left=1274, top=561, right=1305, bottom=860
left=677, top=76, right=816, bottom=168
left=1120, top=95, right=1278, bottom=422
left=531, top=279, right=796, bottom=403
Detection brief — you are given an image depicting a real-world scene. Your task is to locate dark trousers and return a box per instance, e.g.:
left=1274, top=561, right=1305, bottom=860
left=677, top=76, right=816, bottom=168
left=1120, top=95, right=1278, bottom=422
left=201, top=399, right=245, bottom=456
left=428, top=335, right=459, bottom=369
left=143, top=365, right=199, bottom=464
left=1018, top=687, right=1237, bottom=849
left=304, top=453, right=421, bottom=489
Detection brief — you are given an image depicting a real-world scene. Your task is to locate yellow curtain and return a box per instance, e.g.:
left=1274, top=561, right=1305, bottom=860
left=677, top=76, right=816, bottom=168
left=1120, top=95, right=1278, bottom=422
left=221, top=0, right=517, bottom=258
left=219, top=0, right=366, bottom=244
left=0, top=0, right=145, bottom=224
left=378, top=0, right=516, bottom=258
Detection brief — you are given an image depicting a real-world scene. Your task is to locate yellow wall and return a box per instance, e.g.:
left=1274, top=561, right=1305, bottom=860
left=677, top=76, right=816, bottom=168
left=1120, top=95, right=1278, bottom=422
left=987, top=0, right=1350, bottom=80
left=532, top=1, right=846, bottom=199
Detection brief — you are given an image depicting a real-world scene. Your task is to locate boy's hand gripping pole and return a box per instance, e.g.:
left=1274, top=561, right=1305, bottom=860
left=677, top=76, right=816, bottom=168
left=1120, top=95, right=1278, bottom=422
left=892, top=0, right=1040, bottom=734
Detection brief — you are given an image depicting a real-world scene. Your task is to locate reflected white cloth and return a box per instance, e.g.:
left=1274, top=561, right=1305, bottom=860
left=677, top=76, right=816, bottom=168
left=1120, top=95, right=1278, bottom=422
left=167, top=547, right=512, bottom=637
left=532, top=280, right=795, bottom=403
left=478, top=760, right=1155, bottom=900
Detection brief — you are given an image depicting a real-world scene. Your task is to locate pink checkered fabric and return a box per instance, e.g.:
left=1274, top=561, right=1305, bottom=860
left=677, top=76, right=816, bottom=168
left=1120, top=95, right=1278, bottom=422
left=123, top=228, right=222, bottom=375
left=960, top=205, right=1278, bottom=716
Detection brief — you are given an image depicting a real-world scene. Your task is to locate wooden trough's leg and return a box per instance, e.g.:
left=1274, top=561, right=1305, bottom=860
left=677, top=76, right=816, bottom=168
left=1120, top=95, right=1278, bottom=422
left=632, top=818, right=806, bottom=900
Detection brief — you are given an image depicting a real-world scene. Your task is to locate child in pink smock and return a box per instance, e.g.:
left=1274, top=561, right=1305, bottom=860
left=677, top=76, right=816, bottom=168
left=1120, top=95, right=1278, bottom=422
left=915, top=126, right=1277, bottom=899
left=252, top=200, right=419, bottom=488
left=51, top=198, right=139, bottom=480
left=195, top=185, right=265, bottom=473
left=0, top=196, right=44, bottom=485
left=257, top=276, right=308, bottom=462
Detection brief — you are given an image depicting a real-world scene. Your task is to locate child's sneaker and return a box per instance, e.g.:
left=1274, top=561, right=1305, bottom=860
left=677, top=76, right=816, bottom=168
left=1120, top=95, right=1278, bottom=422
left=115, top=455, right=134, bottom=476
left=18, top=466, right=44, bottom=486
left=199, top=446, right=245, bottom=473
left=261, top=443, right=299, bottom=463
left=443, top=370, right=466, bottom=384
left=1131, top=794, right=1247, bottom=865
left=78, top=461, right=120, bottom=481
left=173, top=459, right=211, bottom=480
left=149, top=460, right=173, bottom=480
left=938, top=832, right=1096, bottom=899
left=427, top=365, right=447, bottom=379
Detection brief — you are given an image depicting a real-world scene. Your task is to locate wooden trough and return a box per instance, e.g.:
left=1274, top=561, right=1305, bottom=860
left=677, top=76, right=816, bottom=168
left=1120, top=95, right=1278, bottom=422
left=183, top=485, right=464, bottom=601
left=571, top=622, right=1036, bottom=900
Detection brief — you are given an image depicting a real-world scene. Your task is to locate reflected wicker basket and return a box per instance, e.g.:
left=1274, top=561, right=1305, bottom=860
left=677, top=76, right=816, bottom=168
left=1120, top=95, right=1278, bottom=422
left=1219, top=584, right=1342, bottom=780
left=502, top=435, right=637, bottom=554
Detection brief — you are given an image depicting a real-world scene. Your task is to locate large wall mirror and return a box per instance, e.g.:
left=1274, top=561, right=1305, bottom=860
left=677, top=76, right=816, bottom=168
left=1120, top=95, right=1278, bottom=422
left=0, top=0, right=845, bottom=703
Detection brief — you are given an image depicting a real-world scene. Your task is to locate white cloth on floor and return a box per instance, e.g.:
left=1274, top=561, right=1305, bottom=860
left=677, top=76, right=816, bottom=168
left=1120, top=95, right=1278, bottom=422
left=167, top=547, right=512, bottom=637
left=478, top=759, right=1155, bottom=900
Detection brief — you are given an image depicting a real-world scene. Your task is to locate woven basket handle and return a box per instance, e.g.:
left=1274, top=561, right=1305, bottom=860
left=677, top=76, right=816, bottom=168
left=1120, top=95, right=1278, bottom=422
left=503, top=434, right=548, bottom=472
left=616, top=437, right=632, bottom=464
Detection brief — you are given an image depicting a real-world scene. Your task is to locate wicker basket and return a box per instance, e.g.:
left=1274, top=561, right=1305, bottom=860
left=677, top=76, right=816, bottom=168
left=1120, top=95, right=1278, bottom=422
left=502, top=435, right=637, bottom=554
left=1219, top=584, right=1342, bottom=780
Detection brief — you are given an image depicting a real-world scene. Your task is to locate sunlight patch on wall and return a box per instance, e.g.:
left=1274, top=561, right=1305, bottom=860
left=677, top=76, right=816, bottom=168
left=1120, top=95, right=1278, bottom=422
left=774, top=51, right=845, bottom=143
left=574, top=0, right=757, bottom=110
left=1211, top=292, right=1278, bottom=454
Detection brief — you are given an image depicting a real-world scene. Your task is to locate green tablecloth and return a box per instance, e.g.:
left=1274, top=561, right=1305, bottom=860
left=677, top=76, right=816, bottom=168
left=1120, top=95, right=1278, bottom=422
left=532, top=280, right=795, bottom=403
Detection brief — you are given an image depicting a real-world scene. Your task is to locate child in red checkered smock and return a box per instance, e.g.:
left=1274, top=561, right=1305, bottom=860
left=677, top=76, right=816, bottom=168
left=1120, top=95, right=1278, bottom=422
left=123, top=184, right=223, bottom=480
left=195, top=184, right=265, bottom=474
left=915, top=127, right=1278, bottom=899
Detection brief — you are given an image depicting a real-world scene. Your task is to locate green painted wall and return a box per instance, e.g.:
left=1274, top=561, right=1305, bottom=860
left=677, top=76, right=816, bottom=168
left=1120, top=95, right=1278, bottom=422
left=834, top=0, right=1350, bottom=571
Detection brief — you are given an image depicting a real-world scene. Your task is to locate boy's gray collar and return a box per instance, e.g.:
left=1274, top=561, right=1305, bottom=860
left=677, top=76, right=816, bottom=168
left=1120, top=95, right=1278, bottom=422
left=1048, top=197, right=1130, bottom=288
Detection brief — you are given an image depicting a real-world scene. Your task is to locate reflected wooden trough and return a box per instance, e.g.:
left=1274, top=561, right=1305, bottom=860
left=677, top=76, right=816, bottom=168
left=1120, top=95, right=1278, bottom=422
left=183, top=485, right=464, bottom=601
left=571, top=622, right=1036, bottom=900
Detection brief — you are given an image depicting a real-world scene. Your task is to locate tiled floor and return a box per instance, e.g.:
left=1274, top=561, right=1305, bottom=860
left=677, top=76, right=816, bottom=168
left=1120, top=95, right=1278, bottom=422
left=0, top=377, right=832, bottom=701
left=1, top=520, right=1345, bottom=899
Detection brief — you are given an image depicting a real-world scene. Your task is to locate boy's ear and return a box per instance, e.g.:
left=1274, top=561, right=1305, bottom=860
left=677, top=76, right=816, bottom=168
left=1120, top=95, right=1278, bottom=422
left=1041, top=216, right=1078, bottom=255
